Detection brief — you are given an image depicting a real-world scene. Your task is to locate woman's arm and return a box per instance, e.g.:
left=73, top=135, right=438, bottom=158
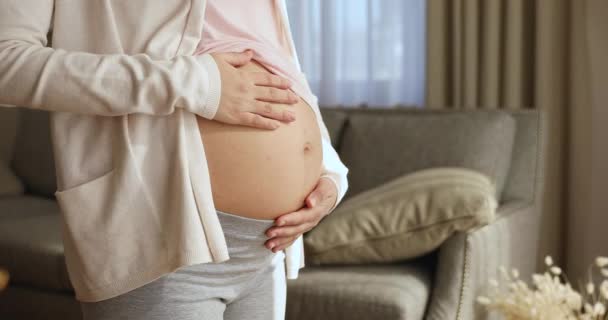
left=0, top=0, right=222, bottom=117
left=319, top=123, right=350, bottom=212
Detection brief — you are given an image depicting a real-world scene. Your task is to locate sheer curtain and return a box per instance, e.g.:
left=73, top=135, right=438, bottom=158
left=285, top=0, right=426, bottom=107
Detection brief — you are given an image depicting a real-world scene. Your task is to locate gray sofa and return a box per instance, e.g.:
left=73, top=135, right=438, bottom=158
left=0, top=107, right=544, bottom=320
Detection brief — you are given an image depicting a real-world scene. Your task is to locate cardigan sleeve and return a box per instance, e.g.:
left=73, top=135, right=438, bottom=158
left=275, top=0, right=349, bottom=213
left=318, top=118, right=350, bottom=213
left=0, top=0, right=221, bottom=119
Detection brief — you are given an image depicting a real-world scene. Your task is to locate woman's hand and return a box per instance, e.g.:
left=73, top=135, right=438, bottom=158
left=264, top=177, right=338, bottom=252
left=211, top=50, right=300, bottom=130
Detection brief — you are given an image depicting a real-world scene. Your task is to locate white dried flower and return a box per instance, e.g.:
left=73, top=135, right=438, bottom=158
left=593, top=302, right=606, bottom=316
left=511, top=269, right=520, bottom=279
left=587, top=282, right=595, bottom=295
left=601, top=268, right=608, bottom=278
left=478, top=255, right=608, bottom=320
left=565, top=291, right=583, bottom=310
left=601, top=280, right=608, bottom=300
left=596, top=256, right=608, bottom=268
left=550, top=266, right=562, bottom=275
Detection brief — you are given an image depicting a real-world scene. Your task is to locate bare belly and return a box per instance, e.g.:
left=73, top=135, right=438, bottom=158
left=196, top=60, right=323, bottom=220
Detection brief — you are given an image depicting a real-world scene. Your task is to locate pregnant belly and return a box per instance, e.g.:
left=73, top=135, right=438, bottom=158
left=196, top=60, right=323, bottom=220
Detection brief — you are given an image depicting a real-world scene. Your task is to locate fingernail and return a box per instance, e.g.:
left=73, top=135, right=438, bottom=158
left=288, top=111, right=296, bottom=121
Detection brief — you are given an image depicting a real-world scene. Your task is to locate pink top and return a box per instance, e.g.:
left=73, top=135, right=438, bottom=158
left=194, top=0, right=317, bottom=111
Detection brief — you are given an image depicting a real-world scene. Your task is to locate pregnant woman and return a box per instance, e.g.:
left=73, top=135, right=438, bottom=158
left=80, top=2, right=346, bottom=319
left=0, top=0, right=348, bottom=319
left=102, top=1, right=344, bottom=319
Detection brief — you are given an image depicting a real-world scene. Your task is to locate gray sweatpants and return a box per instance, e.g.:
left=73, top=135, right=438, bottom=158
left=80, top=209, right=287, bottom=320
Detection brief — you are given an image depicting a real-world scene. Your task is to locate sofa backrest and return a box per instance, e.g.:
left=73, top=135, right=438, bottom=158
left=11, top=107, right=542, bottom=205
left=319, top=107, right=542, bottom=204
left=10, top=109, right=56, bottom=198
left=0, top=108, right=19, bottom=164
left=499, top=111, right=542, bottom=203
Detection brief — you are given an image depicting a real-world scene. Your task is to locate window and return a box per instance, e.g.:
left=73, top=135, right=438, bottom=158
left=286, top=0, right=426, bottom=107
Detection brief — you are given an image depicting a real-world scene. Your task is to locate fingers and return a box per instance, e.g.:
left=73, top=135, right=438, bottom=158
left=306, top=178, right=337, bottom=210
left=255, top=86, right=300, bottom=104
left=274, top=207, right=317, bottom=227
left=237, top=100, right=298, bottom=129
left=251, top=72, right=292, bottom=89
left=237, top=112, right=282, bottom=130
left=266, top=223, right=311, bottom=239
left=265, top=234, right=299, bottom=252
left=254, top=101, right=296, bottom=122
left=215, top=50, right=253, bottom=67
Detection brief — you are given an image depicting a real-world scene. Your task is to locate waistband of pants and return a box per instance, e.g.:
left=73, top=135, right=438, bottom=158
left=216, top=209, right=276, bottom=241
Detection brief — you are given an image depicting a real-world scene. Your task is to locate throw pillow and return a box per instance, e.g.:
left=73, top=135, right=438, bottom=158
left=303, top=167, right=498, bottom=265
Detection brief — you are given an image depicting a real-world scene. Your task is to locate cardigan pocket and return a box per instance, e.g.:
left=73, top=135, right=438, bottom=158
left=54, top=161, right=167, bottom=295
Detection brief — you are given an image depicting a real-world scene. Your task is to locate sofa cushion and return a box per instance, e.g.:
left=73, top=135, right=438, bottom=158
left=0, top=285, right=82, bottom=320
left=286, top=256, right=433, bottom=320
left=319, top=109, right=348, bottom=150
left=339, top=110, right=516, bottom=201
left=0, top=195, right=60, bottom=221
left=11, top=109, right=57, bottom=198
left=304, top=168, right=497, bottom=265
left=0, top=108, right=24, bottom=196
left=0, top=108, right=19, bottom=163
left=0, top=166, right=24, bottom=197
left=501, top=111, right=541, bottom=203
left=0, top=196, right=72, bottom=292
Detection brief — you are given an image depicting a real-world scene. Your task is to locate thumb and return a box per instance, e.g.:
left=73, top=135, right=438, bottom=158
left=305, top=189, right=322, bottom=208
left=219, top=50, right=253, bottom=67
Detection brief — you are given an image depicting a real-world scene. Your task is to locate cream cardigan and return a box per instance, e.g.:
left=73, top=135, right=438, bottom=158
left=0, top=0, right=348, bottom=302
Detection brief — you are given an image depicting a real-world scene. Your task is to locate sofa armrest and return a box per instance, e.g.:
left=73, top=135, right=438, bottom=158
left=424, top=201, right=541, bottom=320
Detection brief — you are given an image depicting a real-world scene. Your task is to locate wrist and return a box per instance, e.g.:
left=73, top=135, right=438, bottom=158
left=320, top=175, right=339, bottom=214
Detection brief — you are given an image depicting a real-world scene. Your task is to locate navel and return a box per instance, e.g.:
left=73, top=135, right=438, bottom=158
left=303, top=141, right=313, bottom=153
